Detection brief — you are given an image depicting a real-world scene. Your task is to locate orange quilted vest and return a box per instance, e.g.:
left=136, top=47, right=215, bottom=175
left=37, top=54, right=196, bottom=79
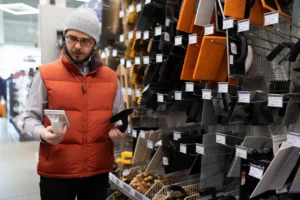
left=37, top=50, right=117, bottom=178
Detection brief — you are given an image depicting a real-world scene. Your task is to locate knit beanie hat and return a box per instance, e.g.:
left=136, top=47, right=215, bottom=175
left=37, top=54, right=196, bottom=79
left=64, top=8, right=100, bottom=44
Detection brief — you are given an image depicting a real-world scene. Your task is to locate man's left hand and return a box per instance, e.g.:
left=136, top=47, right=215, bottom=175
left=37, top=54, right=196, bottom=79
left=109, top=128, right=127, bottom=142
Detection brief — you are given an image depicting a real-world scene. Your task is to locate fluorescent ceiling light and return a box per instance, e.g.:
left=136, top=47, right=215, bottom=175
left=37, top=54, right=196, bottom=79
left=76, top=0, right=90, bottom=2
left=0, top=3, right=39, bottom=15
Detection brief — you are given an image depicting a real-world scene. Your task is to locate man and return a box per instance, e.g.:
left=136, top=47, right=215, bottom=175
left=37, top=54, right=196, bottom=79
left=24, top=8, right=127, bottom=200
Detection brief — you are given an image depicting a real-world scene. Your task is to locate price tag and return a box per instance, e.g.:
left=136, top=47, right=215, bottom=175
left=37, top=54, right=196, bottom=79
left=135, top=191, right=143, bottom=199
left=112, top=49, right=117, bottom=57
left=216, top=133, right=226, bottom=145
left=130, top=187, right=136, bottom=196
left=155, top=26, right=162, bottom=36
left=238, top=19, right=250, bottom=32
left=173, top=131, right=181, bottom=141
left=238, top=91, right=251, bottom=103
left=128, top=88, right=132, bottom=95
left=229, top=55, right=234, bottom=65
left=119, top=10, right=124, bottom=18
left=128, top=31, right=133, bottom=40
left=135, top=57, right=141, bottom=65
left=174, top=91, right=182, bottom=101
left=126, top=60, right=132, bottom=68
left=140, top=130, right=146, bottom=138
left=204, top=24, right=214, bottom=35
left=101, top=52, right=106, bottom=58
left=231, top=43, right=238, bottom=55
left=143, top=31, right=149, bottom=40
left=121, top=88, right=126, bottom=94
left=189, top=34, right=197, bottom=44
left=129, top=4, right=134, bottom=13
left=145, top=0, right=151, bottom=5
left=223, top=17, right=234, bottom=30
left=109, top=173, right=114, bottom=182
left=147, top=140, right=154, bottom=149
left=136, top=31, right=141, bottom=40
left=175, top=36, right=182, bottom=46
left=264, top=11, right=279, bottom=26
left=136, top=89, right=141, bottom=97
left=236, top=146, right=248, bottom=159
left=218, top=82, right=228, bottom=93
left=120, top=34, right=124, bottom=42
left=196, top=144, right=205, bottom=155
left=202, top=89, right=212, bottom=100
left=287, top=132, right=300, bottom=148
left=157, top=93, right=164, bottom=102
left=120, top=58, right=125, bottom=66
left=185, top=82, right=194, bottom=92
left=143, top=56, right=150, bottom=64
left=164, top=32, right=170, bottom=42
left=136, top=3, right=142, bottom=12
left=156, top=54, right=163, bottom=63
left=116, top=178, right=122, bottom=187
left=123, top=183, right=132, bottom=193
left=166, top=18, right=170, bottom=27
left=180, top=144, right=187, bottom=154
left=163, top=157, right=169, bottom=165
left=132, top=129, right=137, bottom=138
left=249, top=164, right=264, bottom=180
left=105, top=50, right=110, bottom=57
left=268, top=94, right=283, bottom=108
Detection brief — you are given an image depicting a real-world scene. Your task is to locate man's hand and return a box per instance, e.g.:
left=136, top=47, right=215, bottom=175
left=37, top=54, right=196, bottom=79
left=109, top=128, right=127, bottom=142
left=40, top=126, right=67, bottom=145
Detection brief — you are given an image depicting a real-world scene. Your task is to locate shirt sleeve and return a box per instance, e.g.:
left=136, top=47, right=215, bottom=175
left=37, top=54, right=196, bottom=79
left=23, top=70, right=48, bottom=141
left=112, top=79, right=125, bottom=127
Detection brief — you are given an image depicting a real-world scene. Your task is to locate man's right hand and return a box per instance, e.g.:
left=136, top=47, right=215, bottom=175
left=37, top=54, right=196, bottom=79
left=40, top=126, right=67, bottom=145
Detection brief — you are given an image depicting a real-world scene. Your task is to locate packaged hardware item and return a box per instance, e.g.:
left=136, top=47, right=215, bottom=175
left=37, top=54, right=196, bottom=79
left=44, top=109, right=70, bottom=134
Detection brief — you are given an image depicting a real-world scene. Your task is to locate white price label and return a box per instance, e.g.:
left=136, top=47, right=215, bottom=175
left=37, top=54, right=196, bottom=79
left=180, top=144, right=187, bottom=154
left=238, top=91, right=251, bottom=103
left=230, top=55, right=234, bottom=65
left=132, top=130, right=137, bottom=138
left=175, top=91, right=182, bottom=101
left=249, top=164, right=264, bottom=180
left=101, top=52, right=106, bottom=58
left=119, top=10, right=124, bottom=18
left=128, top=31, right=133, bottom=40
left=135, top=191, right=143, bottom=199
left=287, top=132, right=300, bottom=148
left=105, top=50, right=110, bottom=57
left=129, top=4, right=134, bottom=13
left=130, top=187, right=136, bottom=196
left=204, top=24, right=214, bottom=35
left=163, top=157, right=169, bottom=165
left=164, top=32, right=170, bottom=42
left=135, top=57, right=141, bottom=65
left=223, top=17, right=234, bottom=30
left=120, top=34, right=124, bottom=42
left=136, top=31, right=141, bottom=40
left=196, top=144, right=205, bottom=155
left=120, top=58, right=125, bottom=66
left=136, top=89, right=141, bottom=97
left=112, top=49, right=117, bottom=57
left=121, top=88, right=126, bottom=94
left=268, top=94, right=283, bottom=108
left=156, top=54, right=163, bottom=63
left=147, top=140, right=154, bottom=149
left=123, top=183, right=132, bottom=193
left=189, top=34, right=197, bottom=44
left=202, top=89, right=212, bottom=100
left=126, top=60, right=132, bottom=68
left=216, top=133, right=226, bottom=145
left=185, top=82, right=194, bottom=92
left=157, top=93, right=164, bottom=102
left=109, top=173, right=114, bottom=181
left=238, top=19, right=250, bottom=32
left=173, top=131, right=181, bottom=141
left=264, top=11, right=279, bottom=26
left=128, top=88, right=132, bottom=95
left=143, top=56, right=150, bottom=64
left=145, top=0, right=151, bottom=4
left=218, top=82, right=228, bottom=93
left=166, top=18, right=170, bottom=27
left=231, top=43, right=238, bottom=55
left=175, top=36, right=182, bottom=46
left=155, top=26, right=162, bottom=36
left=236, top=146, right=248, bottom=159
left=143, top=31, right=149, bottom=40
left=140, top=131, right=146, bottom=138
left=136, top=3, right=142, bottom=12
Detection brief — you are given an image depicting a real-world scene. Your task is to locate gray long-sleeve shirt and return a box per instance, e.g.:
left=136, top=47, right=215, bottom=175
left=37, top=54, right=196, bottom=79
left=24, top=69, right=124, bottom=141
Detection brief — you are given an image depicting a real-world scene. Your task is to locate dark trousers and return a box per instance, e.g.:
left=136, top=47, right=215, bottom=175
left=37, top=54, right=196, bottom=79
left=40, top=173, right=109, bottom=200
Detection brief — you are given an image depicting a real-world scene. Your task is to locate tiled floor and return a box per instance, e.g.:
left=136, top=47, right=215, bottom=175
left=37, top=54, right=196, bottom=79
left=0, top=118, right=40, bottom=200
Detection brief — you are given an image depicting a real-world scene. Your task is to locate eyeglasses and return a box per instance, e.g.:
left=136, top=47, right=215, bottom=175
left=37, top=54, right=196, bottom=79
left=66, top=35, right=94, bottom=48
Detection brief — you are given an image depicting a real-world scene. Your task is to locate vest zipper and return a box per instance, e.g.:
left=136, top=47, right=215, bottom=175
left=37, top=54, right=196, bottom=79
left=82, top=84, right=86, bottom=93
left=81, top=78, right=87, bottom=175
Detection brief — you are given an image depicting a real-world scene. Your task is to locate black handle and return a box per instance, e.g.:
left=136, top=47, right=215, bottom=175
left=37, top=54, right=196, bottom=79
left=118, top=116, right=128, bottom=133
left=235, top=34, right=248, bottom=65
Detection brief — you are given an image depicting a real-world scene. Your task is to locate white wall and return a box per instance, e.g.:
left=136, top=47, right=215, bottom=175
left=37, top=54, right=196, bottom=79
left=39, top=5, right=75, bottom=64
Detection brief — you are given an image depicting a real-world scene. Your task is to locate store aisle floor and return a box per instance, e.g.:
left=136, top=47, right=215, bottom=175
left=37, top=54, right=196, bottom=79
left=0, top=118, right=40, bottom=200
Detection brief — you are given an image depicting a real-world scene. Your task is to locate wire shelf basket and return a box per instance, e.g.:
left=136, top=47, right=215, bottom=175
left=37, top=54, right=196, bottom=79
left=121, top=165, right=148, bottom=181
